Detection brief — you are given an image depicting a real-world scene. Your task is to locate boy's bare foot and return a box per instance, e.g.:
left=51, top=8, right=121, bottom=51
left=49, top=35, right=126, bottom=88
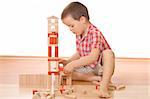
left=93, top=80, right=112, bottom=98
left=98, top=85, right=110, bottom=98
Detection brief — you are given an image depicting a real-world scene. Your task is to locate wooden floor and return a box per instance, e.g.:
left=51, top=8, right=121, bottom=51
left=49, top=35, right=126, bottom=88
left=0, top=56, right=149, bottom=99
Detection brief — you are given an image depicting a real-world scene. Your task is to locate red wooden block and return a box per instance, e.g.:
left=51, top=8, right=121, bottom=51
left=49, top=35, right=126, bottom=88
left=48, top=46, right=58, bottom=57
left=55, top=46, right=58, bottom=57
left=48, top=32, right=58, bottom=44
left=60, top=85, right=65, bottom=94
left=48, top=46, right=51, bottom=57
left=32, top=90, right=38, bottom=95
left=48, top=32, right=58, bottom=37
left=48, top=58, right=59, bottom=61
left=48, top=71, right=59, bottom=75
left=59, top=66, right=64, bottom=71
left=96, top=85, right=100, bottom=90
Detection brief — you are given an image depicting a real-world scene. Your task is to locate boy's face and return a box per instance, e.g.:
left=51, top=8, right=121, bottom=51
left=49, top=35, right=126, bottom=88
left=62, top=15, right=86, bottom=36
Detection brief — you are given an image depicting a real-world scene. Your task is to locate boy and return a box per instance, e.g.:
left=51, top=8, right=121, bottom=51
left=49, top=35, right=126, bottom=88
left=60, top=2, right=115, bottom=98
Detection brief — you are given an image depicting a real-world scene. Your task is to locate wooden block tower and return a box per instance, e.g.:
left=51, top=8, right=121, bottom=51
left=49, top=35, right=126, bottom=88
left=32, top=16, right=74, bottom=99
left=47, top=16, right=59, bottom=97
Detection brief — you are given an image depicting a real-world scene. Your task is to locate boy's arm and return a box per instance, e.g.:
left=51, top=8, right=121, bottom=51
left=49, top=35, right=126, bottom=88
left=59, top=52, right=80, bottom=66
left=69, top=48, right=100, bottom=68
left=67, top=52, right=80, bottom=63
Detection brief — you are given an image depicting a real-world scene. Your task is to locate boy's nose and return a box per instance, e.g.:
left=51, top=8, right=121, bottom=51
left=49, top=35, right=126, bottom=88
left=70, top=28, right=73, bottom=32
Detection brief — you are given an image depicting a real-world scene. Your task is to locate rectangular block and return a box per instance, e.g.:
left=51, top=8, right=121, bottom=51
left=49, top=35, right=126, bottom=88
left=48, top=46, right=51, bottom=57
left=55, top=46, right=58, bottom=57
left=48, top=32, right=58, bottom=37
left=51, top=45, right=56, bottom=57
left=48, top=46, right=58, bottom=57
left=48, top=72, right=59, bottom=75
left=66, top=74, right=72, bottom=87
left=19, top=74, right=48, bottom=88
left=48, top=24, right=58, bottom=33
left=48, top=32, right=58, bottom=44
left=48, top=61, right=59, bottom=72
left=48, top=36, right=58, bottom=45
left=48, top=58, right=59, bottom=61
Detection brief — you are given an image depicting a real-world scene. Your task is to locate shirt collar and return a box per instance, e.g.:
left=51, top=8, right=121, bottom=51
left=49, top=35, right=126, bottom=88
left=77, top=24, right=92, bottom=41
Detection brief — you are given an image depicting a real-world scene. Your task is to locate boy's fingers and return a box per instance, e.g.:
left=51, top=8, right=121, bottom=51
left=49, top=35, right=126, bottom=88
left=58, top=59, right=66, bottom=64
left=63, top=69, right=68, bottom=74
left=58, top=59, right=63, bottom=63
left=64, top=71, right=69, bottom=76
left=59, top=60, right=65, bottom=64
left=63, top=70, right=71, bottom=75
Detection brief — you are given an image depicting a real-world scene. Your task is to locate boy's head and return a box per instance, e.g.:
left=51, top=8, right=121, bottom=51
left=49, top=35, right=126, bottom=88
left=61, top=2, right=90, bottom=36
left=61, top=2, right=89, bottom=21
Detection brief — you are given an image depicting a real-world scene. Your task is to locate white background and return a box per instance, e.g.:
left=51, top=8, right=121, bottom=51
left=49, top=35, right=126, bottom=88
left=0, top=0, right=150, bottom=58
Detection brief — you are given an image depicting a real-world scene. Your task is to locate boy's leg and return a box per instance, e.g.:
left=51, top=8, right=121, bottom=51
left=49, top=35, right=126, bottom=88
left=72, top=66, right=102, bottom=81
left=72, top=71, right=102, bottom=81
left=99, top=49, right=115, bottom=98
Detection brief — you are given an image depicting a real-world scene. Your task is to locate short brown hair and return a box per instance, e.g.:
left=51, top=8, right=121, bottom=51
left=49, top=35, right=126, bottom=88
left=61, top=2, right=90, bottom=21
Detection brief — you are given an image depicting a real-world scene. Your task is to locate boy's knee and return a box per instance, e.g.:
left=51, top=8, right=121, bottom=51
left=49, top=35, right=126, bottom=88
left=103, top=49, right=115, bottom=58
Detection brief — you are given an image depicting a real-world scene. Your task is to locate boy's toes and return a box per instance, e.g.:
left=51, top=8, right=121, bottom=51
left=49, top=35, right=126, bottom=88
left=98, top=90, right=111, bottom=98
left=99, top=92, right=110, bottom=98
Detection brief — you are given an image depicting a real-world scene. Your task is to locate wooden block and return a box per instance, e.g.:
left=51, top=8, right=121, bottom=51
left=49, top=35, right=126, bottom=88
left=108, top=83, right=116, bottom=91
left=49, top=60, right=59, bottom=72
left=48, top=46, right=52, bottom=57
left=63, top=95, right=77, bottom=99
left=109, top=83, right=116, bottom=88
left=108, top=86, right=116, bottom=91
left=47, top=95, right=52, bottom=99
left=59, top=72, right=63, bottom=86
left=55, top=46, right=58, bottom=57
left=47, top=75, right=51, bottom=88
left=19, top=75, right=23, bottom=87
left=32, top=92, right=41, bottom=99
left=63, top=89, right=73, bottom=95
left=66, top=74, right=72, bottom=87
left=32, top=94, right=40, bottom=99
left=116, top=84, right=126, bottom=90
left=19, top=74, right=48, bottom=88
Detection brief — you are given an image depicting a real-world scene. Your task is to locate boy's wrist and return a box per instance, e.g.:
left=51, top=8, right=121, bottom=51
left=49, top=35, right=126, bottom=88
left=67, top=59, right=72, bottom=63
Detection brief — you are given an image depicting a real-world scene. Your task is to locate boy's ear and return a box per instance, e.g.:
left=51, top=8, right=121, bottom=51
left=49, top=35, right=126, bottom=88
left=80, top=16, right=86, bottom=23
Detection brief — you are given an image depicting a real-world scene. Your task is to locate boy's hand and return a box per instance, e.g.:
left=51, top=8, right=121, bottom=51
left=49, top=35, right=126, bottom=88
left=63, top=62, right=75, bottom=74
left=59, top=58, right=68, bottom=66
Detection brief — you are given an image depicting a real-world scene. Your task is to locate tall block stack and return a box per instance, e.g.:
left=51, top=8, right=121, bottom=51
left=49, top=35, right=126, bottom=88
left=47, top=16, right=59, bottom=97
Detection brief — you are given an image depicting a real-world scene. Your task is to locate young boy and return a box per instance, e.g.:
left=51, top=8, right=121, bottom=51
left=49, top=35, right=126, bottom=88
left=60, top=2, right=115, bottom=98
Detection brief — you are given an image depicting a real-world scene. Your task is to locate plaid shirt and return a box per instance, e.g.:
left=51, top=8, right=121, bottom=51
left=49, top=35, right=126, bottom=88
left=76, top=24, right=111, bottom=68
